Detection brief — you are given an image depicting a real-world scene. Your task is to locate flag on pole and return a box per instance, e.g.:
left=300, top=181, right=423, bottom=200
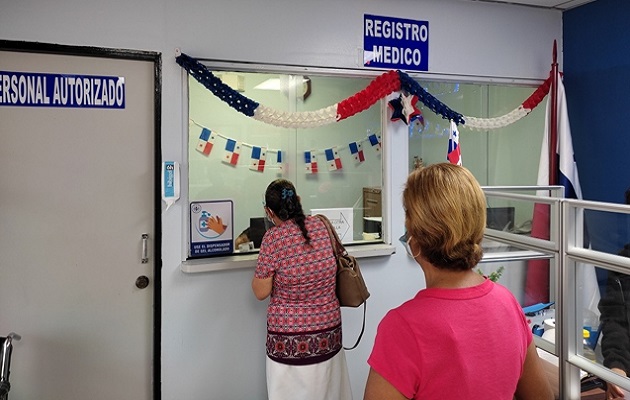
left=304, top=150, right=318, bottom=174
left=525, top=71, right=600, bottom=318
left=196, top=128, right=216, bottom=156
left=447, top=120, right=462, bottom=165
left=250, top=146, right=267, bottom=172
left=349, top=141, right=365, bottom=163
left=325, top=146, right=343, bottom=171
left=223, top=139, right=241, bottom=166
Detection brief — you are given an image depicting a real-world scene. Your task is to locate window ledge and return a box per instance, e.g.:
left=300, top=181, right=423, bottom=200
left=180, top=243, right=396, bottom=274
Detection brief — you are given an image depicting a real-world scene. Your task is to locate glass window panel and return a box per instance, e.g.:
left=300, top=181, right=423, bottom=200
left=575, top=263, right=630, bottom=368
left=585, top=209, right=630, bottom=257
left=408, top=80, right=546, bottom=186
left=187, top=70, right=384, bottom=258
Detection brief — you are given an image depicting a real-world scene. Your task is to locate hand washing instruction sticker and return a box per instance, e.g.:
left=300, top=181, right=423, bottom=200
left=189, top=200, right=233, bottom=257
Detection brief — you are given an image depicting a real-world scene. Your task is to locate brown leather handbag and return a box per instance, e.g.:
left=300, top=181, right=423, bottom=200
left=316, top=214, right=370, bottom=307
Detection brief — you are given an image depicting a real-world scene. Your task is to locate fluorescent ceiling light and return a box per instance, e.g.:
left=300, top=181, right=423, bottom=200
left=254, top=78, right=281, bottom=90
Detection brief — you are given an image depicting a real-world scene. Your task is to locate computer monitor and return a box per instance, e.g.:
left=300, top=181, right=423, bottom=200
left=249, top=217, right=268, bottom=248
left=486, top=207, right=515, bottom=231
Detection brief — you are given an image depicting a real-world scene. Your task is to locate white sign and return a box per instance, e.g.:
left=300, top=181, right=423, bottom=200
left=311, top=208, right=353, bottom=244
left=189, top=200, right=234, bottom=257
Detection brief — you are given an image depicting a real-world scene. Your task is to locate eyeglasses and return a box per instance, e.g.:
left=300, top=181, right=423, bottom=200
left=399, top=233, right=420, bottom=258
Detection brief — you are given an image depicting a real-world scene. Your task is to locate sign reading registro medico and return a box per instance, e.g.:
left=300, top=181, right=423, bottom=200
left=363, top=14, right=429, bottom=72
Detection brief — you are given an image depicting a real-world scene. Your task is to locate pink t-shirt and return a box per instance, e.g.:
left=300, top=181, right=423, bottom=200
left=368, top=279, right=531, bottom=400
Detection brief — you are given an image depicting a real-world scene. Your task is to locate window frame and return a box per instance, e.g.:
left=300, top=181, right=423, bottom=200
left=179, top=60, right=396, bottom=273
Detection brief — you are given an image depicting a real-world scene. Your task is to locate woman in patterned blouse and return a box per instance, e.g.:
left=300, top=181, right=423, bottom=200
left=252, top=179, right=353, bottom=400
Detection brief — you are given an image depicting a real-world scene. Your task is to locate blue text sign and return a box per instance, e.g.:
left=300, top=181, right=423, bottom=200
left=0, top=70, right=125, bottom=108
left=363, top=14, right=429, bottom=72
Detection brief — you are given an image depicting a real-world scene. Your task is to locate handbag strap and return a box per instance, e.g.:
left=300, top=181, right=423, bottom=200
left=343, top=302, right=366, bottom=350
left=316, top=214, right=367, bottom=350
left=315, top=214, right=345, bottom=257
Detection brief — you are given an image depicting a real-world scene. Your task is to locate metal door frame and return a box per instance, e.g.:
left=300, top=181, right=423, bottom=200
left=0, top=39, right=162, bottom=400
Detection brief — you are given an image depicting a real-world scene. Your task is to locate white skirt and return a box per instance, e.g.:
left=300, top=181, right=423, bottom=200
left=266, top=350, right=353, bottom=400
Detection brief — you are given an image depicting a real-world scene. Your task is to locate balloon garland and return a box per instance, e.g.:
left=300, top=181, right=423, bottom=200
left=176, top=52, right=552, bottom=131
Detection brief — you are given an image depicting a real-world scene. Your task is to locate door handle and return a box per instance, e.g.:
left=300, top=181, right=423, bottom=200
left=141, top=233, right=149, bottom=263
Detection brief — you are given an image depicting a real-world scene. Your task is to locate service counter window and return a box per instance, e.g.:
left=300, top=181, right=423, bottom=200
left=186, top=66, right=385, bottom=261
left=406, top=80, right=546, bottom=187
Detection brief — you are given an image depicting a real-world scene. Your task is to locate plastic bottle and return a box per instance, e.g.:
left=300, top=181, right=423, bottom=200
left=583, top=329, right=597, bottom=361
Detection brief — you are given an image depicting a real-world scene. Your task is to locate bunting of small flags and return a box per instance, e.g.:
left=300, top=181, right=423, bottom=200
left=250, top=146, right=267, bottom=172
left=368, top=133, right=382, bottom=152
left=191, top=121, right=380, bottom=175
left=325, top=147, right=343, bottom=171
left=349, top=141, right=365, bottom=163
left=223, top=139, right=241, bottom=166
left=447, top=120, right=462, bottom=166
left=305, top=150, right=318, bottom=174
left=196, top=128, right=217, bottom=156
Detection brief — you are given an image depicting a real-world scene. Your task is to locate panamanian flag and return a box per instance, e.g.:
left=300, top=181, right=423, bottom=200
left=223, top=139, right=241, bottom=166
left=325, top=147, right=343, bottom=171
left=196, top=128, right=216, bottom=156
left=249, top=146, right=267, bottom=172
left=349, top=141, right=365, bottom=163
left=447, top=120, right=462, bottom=165
left=304, top=150, right=318, bottom=174
left=276, top=150, right=284, bottom=170
left=368, top=133, right=381, bottom=152
left=525, top=71, right=600, bottom=318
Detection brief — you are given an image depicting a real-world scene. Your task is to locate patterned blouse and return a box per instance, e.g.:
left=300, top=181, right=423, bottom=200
left=255, top=215, right=342, bottom=365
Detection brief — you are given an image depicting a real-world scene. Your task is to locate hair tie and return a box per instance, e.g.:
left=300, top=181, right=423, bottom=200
left=281, top=188, right=294, bottom=199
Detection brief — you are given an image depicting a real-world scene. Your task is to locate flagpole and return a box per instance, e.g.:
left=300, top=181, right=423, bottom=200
left=549, top=40, right=559, bottom=185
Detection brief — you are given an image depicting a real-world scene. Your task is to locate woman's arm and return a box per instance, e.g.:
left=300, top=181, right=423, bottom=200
left=251, top=276, right=273, bottom=300
left=363, top=368, right=408, bottom=400
left=514, top=342, right=555, bottom=400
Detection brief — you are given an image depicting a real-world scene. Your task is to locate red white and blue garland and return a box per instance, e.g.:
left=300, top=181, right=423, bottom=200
left=178, top=52, right=552, bottom=168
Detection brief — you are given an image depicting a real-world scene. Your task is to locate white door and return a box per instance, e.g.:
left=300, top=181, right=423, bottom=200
left=0, top=46, right=158, bottom=399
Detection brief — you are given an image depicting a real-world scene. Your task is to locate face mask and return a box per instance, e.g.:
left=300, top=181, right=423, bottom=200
left=264, top=211, right=276, bottom=229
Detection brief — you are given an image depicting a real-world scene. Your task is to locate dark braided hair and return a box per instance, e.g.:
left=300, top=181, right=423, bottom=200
left=265, top=179, right=310, bottom=244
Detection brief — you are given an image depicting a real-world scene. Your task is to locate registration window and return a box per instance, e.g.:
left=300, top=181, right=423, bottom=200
left=187, top=67, right=384, bottom=259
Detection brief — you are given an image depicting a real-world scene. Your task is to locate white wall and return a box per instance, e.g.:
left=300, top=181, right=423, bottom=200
left=0, top=0, right=562, bottom=398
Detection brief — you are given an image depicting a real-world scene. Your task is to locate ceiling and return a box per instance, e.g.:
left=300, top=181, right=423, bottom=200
left=462, top=0, right=596, bottom=10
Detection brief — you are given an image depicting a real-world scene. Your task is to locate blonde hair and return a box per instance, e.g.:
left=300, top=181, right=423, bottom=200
left=403, top=163, right=486, bottom=271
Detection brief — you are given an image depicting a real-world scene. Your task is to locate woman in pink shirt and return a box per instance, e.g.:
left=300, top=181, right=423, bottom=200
left=253, top=179, right=352, bottom=400
left=364, top=163, right=553, bottom=400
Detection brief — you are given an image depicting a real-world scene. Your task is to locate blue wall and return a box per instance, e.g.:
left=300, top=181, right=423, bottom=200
left=564, top=0, right=630, bottom=204
left=564, top=0, right=630, bottom=257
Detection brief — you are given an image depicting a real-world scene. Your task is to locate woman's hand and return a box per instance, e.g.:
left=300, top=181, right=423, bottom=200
left=605, top=368, right=627, bottom=399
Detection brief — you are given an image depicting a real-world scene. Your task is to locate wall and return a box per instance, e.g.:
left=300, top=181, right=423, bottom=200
left=0, top=1, right=562, bottom=398
left=564, top=0, right=630, bottom=254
